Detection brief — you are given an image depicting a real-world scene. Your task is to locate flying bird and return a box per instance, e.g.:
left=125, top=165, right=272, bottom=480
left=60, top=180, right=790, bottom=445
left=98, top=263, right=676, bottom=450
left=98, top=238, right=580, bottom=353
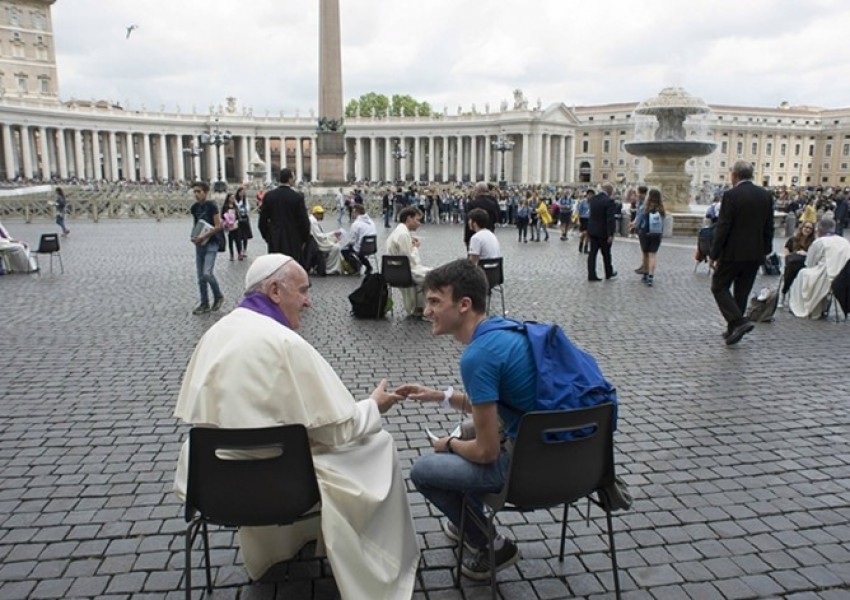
left=126, top=24, right=138, bottom=39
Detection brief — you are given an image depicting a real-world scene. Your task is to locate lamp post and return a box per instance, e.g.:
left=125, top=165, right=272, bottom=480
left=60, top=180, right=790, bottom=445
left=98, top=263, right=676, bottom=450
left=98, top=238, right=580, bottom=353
left=199, top=115, right=232, bottom=192
left=492, top=136, right=515, bottom=189
left=392, top=141, right=408, bottom=183
left=182, top=140, right=203, bottom=182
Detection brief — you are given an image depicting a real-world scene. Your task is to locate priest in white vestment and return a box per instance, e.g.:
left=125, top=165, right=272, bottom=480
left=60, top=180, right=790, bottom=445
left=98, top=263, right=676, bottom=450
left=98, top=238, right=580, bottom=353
left=174, top=254, right=420, bottom=600
left=0, top=220, right=38, bottom=273
left=789, top=217, right=850, bottom=319
left=308, top=206, right=345, bottom=275
left=385, top=207, right=431, bottom=316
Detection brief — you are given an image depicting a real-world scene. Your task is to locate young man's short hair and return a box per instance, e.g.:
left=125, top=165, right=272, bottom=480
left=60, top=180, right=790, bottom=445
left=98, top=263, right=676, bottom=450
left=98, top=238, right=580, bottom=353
left=192, top=181, right=210, bottom=193
left=424, top=259, right=488, bottom=314
left=398, top=206, right=422, bottom=224
left=280, top=167, right=295, bottom=183
left=352, top=204, right=366, bottom=215
left=467, top=208, right=490, bottom=229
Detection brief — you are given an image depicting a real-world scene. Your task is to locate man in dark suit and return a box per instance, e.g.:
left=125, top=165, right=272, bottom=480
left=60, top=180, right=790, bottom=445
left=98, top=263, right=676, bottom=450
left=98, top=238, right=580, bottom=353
left=463, top=182, right=501, bottom=250
left=258, top=168, right=311, bottom=267
left=709, top=160, right=774, bottom=345
left=587, top=183, right=617, bottom=281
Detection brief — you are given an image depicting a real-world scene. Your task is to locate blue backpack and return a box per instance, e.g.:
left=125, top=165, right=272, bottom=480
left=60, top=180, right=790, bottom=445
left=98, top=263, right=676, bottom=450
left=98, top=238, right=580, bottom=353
left=475, top=318, right=618, bottom=431
left=647, top=210, right=663, bottom=235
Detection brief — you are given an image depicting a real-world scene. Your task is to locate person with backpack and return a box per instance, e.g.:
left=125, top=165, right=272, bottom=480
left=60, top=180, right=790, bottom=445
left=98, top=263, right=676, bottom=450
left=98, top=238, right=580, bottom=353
left=636, top=188, right=666, bottom=286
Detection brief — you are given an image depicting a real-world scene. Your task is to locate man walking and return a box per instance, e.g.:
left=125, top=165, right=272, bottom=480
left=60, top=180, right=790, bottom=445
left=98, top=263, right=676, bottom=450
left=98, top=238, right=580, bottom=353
left=587, top=183, right=617, bottom=281
left=189, top=181, right=225, bottom=314
left=710, top=160, right=774, bottom=345
left=258, top=168, right=311, bottom=267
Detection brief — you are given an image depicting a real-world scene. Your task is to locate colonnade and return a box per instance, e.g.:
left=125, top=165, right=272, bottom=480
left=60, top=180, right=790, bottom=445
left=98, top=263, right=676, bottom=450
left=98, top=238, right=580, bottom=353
left=0, top=119, right=575, bottom=185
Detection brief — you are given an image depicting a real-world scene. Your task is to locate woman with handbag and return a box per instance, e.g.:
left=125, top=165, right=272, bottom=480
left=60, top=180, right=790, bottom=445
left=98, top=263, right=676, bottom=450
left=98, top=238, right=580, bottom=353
left=234, top=187, right=253, bottom=260
left=220, top=193, right=241, bottom=261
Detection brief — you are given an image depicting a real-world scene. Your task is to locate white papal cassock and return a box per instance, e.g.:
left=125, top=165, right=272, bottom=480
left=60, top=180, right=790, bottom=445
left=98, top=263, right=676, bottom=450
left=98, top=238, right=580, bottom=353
left=173, top=307, right=420, bottom=600
left=789, top=235, right=850, bottom=319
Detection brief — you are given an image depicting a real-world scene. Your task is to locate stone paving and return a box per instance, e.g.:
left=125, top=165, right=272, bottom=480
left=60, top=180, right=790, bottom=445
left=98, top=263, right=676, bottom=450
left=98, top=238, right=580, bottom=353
left=0, top=215, right=849, bottom=600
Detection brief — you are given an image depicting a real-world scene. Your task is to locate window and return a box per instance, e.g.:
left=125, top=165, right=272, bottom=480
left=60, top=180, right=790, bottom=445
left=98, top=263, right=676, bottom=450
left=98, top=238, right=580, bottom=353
left=781, top=143, right=787, bottom=155
left=8, top=8, right=20, bottom=27
left=32, top=11, right=46, bottom=31
left=39, top=77, right=49, bottom=94
left=778, top=176, right=784, bottom=182
left=844, top=144, right=850, bottom=157
left=618, top=140, right=624, bottom=152
left=766, top=143, right=772, bottom=155
left=808, top=145, right=814, bottom=157
left=842, top=163, right=849, bottom=171
left=601, top=172, right=608, bottom=180
left=764, top=162, right=771, bottom=169
left=736, top=142, right=743, bottom=154
left=720, top=160, right=727, bottom=168
left=16, top=75, right=26, bottom=92
left=823, top=163, right=830, bottom=170
left=794, top=144, right=801, bottom=156
left=602, top=159, right=610, bottom=166
left=825, top=144, right=832, bottom=157
left=721, top=141, right=728, bottom=153
left=617, top=159, right=624, bottom=166
left=582, top=140, right=589, bottom=153
left=603, top=140, right=610, bottom=153
left=779, top=162, right=785, bottom=168
left=751, top=143, right=758, bottom=155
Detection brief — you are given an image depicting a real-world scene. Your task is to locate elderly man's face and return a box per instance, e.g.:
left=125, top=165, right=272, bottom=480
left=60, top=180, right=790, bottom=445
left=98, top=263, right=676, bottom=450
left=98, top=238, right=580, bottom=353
left=268, top=265, right=311, bottom=329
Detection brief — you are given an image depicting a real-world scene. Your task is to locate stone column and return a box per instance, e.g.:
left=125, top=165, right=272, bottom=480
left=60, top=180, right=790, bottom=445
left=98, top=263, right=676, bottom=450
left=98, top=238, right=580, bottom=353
left=355, top=137, right=364, bottom=180
left=55, top=129, right=67, bottom=180
left=73, top=129, right=84, bottom=179
left=125, top=133, right=136, bottom=182
left=442, top=136, right=449, bottom=182
left=565, top=136, right=574, bottom=182
left=427, top=136, right=435, bottom=182
left=295, top=137, right=303, bottom=182
left=158, top=134, right=168, bottom=181
left=542, top=134, right=551, bottom=183
left=384, top=137, right=392, bottom=182
left=370, top=137, right=378, bottom=181
left=413, top=136, right=421, bottom=182
left=239, top=136, right=248, bottom=182
left=38, top=126, right=50, bottom=179
left=470, top=135, right=478, bottom=182
left=484, top=135, right=491, bottom=182
left=108, top=131, right=119, bottom=181
left=20, top=127, right=33, bottom=179
left=521, top=133, right=530, bottom=183
left=310, top=137, right=318, bottom=182
left=455, top=136, right=463, bottom=182
left=176, top=136, right=186, bottom=182
left=2, top=124, right=15, bottom=179
left=263, top=137, right=272, bottom=182
left=141, top=133, right=152, bottom=180
left=91, top=130, right=102, bottom=180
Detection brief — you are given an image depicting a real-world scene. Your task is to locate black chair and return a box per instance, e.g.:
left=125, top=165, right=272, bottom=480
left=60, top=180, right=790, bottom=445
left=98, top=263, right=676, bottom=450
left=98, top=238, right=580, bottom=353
left=694, top=226, right=714, bottom=274
left=479, top=258, right=505, bottom=316
left=34, top=233, right=63, bottom=274
left=184, top=425, right=321, bottom=600
left=455, top=403, right=623, bottom=600
left=830, top=259, right=850, bottom=322
left=360, top=234, right=378, bottom=272
left=381, top=255, right=415, bottom=317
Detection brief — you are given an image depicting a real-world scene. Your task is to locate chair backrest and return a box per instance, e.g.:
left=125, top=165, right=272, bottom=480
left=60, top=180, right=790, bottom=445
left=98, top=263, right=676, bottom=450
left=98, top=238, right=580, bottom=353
left=478, top=257, right=504, bottom=289
left=503, top=404, right=614, bottom=510
left=831, top=258, right=850, bottom=315
left=381, top=255, right=415, bottom=287
left=37, top=233, right=60, bottom=254
left=186, top=425, right=321, bottom=527
left=697, top=227, right=713, bottom=257
left=360, top=235, right=378, bottom=256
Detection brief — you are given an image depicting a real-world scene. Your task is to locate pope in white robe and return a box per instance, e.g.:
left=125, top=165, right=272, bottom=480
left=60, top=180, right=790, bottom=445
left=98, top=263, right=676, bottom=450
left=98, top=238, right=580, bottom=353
left=0, top=220, right=37, bottom=273
left=174, top=254, right=420, bottom=600
left=385, top=209, right=431, bottom=315
left=309, top=208, right=345, bottom=275
left=789, top=228, right=850, bottom=319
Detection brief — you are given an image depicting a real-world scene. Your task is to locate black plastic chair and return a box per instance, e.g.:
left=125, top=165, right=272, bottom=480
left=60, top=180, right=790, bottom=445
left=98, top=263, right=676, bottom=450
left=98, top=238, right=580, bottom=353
left=381, top=255, right=415, bottom=317
left=34, top=233, right=63, bottom=274
left=184, top=425, right=321, bottom=600
left=694, top=226, right=714, bottom=274
left=479, top=258, right=505, bottom=316
left=360, top=234, right=378, bottom=272
left=830, top=259, right=850, bottom=322
left=455, top=403, right=623, bottom=600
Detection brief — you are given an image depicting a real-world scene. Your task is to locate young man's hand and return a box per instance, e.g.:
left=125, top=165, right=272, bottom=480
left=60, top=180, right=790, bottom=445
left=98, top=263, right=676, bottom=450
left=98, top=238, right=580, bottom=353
left=394, top=384, right=441, bottom=402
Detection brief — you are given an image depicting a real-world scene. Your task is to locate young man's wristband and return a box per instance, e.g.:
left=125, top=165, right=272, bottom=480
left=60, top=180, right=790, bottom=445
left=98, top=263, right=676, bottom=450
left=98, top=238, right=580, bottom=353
left=441, top=386, right=454, bottom=409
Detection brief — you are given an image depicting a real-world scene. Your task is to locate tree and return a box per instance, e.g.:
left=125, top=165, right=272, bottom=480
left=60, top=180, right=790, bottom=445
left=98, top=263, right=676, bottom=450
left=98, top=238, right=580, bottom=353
left=344, top=93, right=430, bottom=118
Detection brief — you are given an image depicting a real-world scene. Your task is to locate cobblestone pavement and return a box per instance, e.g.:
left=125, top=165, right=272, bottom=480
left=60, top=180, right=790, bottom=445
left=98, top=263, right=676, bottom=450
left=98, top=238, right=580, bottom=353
left=1, top=216, right=849, bottom=600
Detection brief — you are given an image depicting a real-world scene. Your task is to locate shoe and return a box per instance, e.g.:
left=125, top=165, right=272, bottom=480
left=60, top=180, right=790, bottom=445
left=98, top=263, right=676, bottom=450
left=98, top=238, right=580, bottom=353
left=229, top=256, right=235, bottom=261
left=192, top=304, right=210, bottom=315
left=461, top=538, right=521, bottom=580
left=588, top=276, right=602, bottom=282
left=646, top=275, right=653, bottom=287
left=606, top=271, right=618, bottom=280
left=578, top=245, right=583, bottom=253
left=442, top=520, right=475, bottom=551
left=211, top=297, right=224, bottom=312
left=584, top=248, right=590, bottom=254
left=725, top=320, right=754, bottom=346
left=634, top=267, right=647, bottom=274
left=777, top=294, right=785, bottom=308
left=642, top=274, right=649, bottom=283
left=560, top=236, right=566, bottom=241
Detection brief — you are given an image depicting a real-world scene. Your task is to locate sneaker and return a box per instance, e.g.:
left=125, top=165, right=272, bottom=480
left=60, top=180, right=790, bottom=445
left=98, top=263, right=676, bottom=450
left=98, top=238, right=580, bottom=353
left=461, top=538, right=521, bottom=580
left=646, top=275, right=654, bottom=287
left=192, top=304, right=210, bottom=315
left=211, top=297, right=224, bottom=312
left=441, top=520, right=475, bottom=551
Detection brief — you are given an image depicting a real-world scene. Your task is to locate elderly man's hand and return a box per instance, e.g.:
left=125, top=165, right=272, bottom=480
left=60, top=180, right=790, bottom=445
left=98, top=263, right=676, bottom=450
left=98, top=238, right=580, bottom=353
left=370, top=379, right=402, bottom=414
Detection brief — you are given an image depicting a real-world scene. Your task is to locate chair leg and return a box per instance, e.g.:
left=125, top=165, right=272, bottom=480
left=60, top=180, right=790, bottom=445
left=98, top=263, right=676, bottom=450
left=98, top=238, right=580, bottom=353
left=498, top=286, right=506, bottom=317
left=487, top=509, right=497, bottom=600
left=559, top=502, right=569, bottom=561
left=185, top=526, right=193, bottom=600
left=49, top=254, right=53, bottom=274
left=57, top=253, right=64, bottom=274
left=604, top=509, right=621, bottom=600
left=201, top=522, right=213, bottom=593
left=35, top=255, right=41, bottom=276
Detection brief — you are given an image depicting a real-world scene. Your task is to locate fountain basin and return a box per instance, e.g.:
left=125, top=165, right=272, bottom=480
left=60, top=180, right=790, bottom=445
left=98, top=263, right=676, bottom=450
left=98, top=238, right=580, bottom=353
left=625, top=141, right=717, bottom=158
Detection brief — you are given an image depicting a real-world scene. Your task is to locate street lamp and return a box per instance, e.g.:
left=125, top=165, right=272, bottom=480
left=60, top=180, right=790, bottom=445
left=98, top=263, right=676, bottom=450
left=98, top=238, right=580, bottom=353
left=492, top=136, right=515, bottom=188
left=182, top=140, right=203, bottom=182
left=392, top=141, right=408, bottom=183
left=199, top=115, right=232, bottom=192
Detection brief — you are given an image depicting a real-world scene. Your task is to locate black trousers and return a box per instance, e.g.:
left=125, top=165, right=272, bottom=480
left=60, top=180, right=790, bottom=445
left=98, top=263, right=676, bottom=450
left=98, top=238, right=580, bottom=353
left=711, top=260, right=760, bottom=326
left=588, top=236, right=614, bottom=278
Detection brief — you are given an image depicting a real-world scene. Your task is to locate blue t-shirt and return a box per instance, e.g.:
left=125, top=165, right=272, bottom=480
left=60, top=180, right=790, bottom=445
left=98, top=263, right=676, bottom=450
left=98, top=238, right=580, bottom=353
left=191, top=200, right=223, bottom=248
left=460, top=317, right=537, bottom=439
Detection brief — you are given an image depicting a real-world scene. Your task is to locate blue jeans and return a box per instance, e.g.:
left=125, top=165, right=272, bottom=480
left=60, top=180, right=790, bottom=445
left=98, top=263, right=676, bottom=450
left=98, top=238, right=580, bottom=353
left=536, top=219, right=549, bottom=240
left=55, top=214, right=68, bottom=234
left=195, top=242, right=222, bottom=306
left=411, top=450, right=510, bottom=549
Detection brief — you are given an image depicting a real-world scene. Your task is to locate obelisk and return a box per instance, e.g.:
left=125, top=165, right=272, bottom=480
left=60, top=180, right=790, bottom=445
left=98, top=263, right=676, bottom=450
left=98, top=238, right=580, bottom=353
left=316, top=0, right=345, bottom=183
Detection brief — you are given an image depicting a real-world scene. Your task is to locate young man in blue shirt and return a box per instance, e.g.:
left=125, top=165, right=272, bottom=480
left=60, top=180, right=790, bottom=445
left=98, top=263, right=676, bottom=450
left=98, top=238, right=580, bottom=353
left=396, top=259, right=536, bottom=579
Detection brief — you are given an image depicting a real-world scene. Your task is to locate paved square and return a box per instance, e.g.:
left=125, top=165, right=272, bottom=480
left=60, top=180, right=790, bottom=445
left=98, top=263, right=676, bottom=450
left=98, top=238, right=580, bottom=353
left=1, top=216, right=848, bottom=599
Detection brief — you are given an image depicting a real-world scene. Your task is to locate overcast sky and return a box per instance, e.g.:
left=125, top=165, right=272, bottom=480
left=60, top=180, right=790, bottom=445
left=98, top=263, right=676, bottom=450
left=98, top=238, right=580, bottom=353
left=52, top=0, right=849, bottom=116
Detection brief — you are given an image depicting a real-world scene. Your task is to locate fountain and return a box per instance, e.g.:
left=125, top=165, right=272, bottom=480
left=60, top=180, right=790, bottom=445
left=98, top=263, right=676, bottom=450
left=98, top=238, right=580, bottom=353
left=625, top=87, right=717, bottom=213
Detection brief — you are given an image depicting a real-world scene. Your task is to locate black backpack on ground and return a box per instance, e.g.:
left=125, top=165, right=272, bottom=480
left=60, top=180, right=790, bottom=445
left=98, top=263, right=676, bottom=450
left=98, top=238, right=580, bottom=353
left=348, top=273, right=390, bottom=319
left=762, top=252, right=781, bottom=276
